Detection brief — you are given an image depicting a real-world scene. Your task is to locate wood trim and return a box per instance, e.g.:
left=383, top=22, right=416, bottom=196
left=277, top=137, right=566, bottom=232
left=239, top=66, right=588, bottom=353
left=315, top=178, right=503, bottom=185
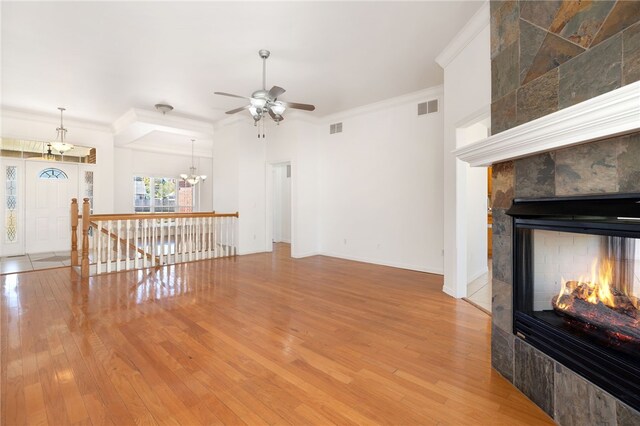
left=70, top=198, right=79, bottom=266
left=81, top=198, right=90, bottom=277
left=83, top=211, right=239, bottom=221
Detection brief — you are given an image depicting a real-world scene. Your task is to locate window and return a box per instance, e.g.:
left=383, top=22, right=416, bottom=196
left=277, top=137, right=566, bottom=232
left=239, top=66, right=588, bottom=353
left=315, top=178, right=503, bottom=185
left=133, top=176, right=194, bottom=213
left=39, top=168, right=68, bottom=179
left=5, top=166, right=17, bottom=243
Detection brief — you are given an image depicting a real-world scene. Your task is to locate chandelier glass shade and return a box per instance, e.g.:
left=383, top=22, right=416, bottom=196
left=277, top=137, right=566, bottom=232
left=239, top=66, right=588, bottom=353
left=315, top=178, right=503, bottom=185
left=51, top=107, right=74, bottom=154
left=181, top=139, right=207, bottom=186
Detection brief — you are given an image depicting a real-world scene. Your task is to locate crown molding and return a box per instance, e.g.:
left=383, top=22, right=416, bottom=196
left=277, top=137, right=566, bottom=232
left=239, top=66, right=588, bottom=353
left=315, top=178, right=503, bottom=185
left=454, top=82, right=640, bottom=167
left=320, top=85, right=443, bottom=123
left=435, top=1, right=489, bottom=69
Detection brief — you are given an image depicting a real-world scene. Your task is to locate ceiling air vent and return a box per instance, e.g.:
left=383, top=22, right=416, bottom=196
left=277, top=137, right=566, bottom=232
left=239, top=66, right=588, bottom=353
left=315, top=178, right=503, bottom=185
left=418, top=99, right=439, bottom=116
left=330, top=122, right=343, bottom=134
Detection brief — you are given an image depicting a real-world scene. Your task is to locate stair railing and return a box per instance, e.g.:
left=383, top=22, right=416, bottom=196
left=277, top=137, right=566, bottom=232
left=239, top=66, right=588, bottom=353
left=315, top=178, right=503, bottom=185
left=71, top=198, right=239, bottom=277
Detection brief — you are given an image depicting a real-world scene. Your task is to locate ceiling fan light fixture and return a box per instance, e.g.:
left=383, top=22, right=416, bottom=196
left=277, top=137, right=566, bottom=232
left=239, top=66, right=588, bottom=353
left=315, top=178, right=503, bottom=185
left=271, top=102, right=286, bottom=115
left=250, top=97, right=267, bottom=108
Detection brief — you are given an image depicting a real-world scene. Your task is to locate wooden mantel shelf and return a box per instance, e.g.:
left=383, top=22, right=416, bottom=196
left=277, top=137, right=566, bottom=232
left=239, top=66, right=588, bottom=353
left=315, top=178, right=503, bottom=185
left=454, top=81, right=640, bottom=167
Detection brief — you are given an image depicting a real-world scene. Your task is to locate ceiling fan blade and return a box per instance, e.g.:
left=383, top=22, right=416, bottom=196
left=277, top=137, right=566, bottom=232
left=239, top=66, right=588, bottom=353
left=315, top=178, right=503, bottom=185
left=282, top=101, right=315, bottom=111
left=214, top=91, right=249, bottom=100
left=268, top=109, right=284, bottom=122
left=268, top=86, right=286, bottom=99
left=225, top=106, right=249, bottom=114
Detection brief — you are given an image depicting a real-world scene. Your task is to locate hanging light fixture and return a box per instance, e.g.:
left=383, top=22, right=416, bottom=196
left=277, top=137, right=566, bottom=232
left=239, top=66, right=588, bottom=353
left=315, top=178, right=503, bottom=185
left=180, top=139, right=207, bottom=186
left=42, top=143, right=56, bottom=161
left=51, top=107, right=74, bottom=154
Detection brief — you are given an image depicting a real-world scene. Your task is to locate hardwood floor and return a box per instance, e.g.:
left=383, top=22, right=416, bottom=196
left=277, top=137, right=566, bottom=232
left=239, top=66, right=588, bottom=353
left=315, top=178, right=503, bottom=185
left=1, top=244, right=552, bottom=425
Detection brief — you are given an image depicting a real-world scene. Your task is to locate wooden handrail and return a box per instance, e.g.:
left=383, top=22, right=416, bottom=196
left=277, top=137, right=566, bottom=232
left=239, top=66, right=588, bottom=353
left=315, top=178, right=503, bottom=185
left=83, top=211, right=238, bottom=221
left=81, top=198, right=90, bottom=277
left=71, top=198, right=79, bottom=266
left=91, top=222, right=159, bottom=264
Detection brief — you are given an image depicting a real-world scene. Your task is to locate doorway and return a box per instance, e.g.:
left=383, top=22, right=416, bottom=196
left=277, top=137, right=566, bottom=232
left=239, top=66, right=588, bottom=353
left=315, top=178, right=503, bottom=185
left=25, top=161, right=79, bottom=253
left=272, top=162, right=292, bottom=247
left=455, top=116, right=491, bottom=312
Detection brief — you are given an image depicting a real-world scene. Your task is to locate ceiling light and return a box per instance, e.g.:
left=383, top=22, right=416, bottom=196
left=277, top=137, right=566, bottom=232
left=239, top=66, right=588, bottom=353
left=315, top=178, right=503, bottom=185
left=51, top=107, right=74, bottom=154
left=42, top=143, right=56, bottom=161
left=271, top=102, right=286, bottom=116
left=155, top=103, right=174, bottom=114
left=180, top=139, right=207, bottom=186
left=250, top=97, right=267, bottom=108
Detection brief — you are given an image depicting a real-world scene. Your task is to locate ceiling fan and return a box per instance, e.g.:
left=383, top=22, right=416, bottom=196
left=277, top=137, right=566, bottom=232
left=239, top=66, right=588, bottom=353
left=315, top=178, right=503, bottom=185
left=214, top=49, right=315, bottom=138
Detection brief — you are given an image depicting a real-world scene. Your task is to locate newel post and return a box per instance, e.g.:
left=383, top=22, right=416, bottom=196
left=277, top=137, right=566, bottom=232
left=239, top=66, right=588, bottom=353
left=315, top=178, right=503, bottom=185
left=81, top=198, right=90, bottom=277
left=71, top=198, right=79, bottom=266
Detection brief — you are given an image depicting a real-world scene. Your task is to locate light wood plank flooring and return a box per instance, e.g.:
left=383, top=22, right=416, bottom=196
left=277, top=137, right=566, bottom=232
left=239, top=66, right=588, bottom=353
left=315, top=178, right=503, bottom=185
left=1, top=244, right=552, bottom=425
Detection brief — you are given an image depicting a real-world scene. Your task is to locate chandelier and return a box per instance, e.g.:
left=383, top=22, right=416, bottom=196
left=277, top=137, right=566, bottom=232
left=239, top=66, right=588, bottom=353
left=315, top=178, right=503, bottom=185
left=51, top=107, right=74, bottom=154
left=180, top=139, right=207, bottom=185
left=42, top=143, right=56, bottom=161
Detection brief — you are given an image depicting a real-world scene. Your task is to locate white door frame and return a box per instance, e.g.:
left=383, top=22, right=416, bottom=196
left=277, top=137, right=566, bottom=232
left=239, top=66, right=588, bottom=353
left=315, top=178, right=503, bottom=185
left=265, top=160, right=294, bottom=254
left=453, top=107, right=491, bottom=298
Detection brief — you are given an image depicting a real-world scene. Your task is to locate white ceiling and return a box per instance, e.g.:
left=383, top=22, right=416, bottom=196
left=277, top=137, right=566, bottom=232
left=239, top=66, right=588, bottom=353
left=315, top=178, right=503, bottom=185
left=1, top=1, right=482, bottom=126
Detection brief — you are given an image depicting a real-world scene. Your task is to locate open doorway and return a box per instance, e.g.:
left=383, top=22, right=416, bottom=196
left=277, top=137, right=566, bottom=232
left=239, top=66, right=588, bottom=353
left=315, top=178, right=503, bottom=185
left=456, top=116, right=491, bottom=312
left=271, top=162, right=292, bottom=253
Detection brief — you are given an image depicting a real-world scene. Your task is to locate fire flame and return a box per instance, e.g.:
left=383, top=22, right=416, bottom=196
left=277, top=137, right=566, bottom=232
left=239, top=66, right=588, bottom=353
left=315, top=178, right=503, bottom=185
left=558, top=258, right=617, bottom=308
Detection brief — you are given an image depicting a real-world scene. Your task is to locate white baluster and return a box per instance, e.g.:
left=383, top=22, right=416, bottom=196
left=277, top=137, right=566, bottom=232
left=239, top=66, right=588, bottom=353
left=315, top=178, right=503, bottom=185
left=125, top=219, right=131, bottom=270
left=134, top=219, right=140, bottom=269
left=96, top=221, right=102, bottom=274
left=115, top=220, right=121, bottom=271
left=106, top=220, right=112, bottom=273
left=159, top=218, right=164, bottom=265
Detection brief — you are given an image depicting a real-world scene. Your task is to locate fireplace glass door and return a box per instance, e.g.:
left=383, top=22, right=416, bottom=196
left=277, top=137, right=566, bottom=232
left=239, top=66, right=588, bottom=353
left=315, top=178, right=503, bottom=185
left=527, top=229, right=640, bottom=359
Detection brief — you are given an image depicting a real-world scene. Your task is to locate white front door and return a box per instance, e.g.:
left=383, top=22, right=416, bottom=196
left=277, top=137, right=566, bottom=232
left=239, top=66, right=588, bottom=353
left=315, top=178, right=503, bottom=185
left=25, top=161, right=78, bottom=253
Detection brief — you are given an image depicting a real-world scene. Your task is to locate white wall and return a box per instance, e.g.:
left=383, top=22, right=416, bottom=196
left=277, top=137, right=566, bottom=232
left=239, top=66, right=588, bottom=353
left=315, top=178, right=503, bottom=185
left=318, top=88, right=444, bottom=273
left=113, top=147, right=213, bottom=213
left=437, top=3, right=491, bottom=297
left=213, top=116, right=321, bottom=257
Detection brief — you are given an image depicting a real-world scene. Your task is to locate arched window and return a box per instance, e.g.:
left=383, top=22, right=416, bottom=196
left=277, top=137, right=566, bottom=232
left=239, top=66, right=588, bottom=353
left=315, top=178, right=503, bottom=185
left=39, top=168, right=68, bottom=179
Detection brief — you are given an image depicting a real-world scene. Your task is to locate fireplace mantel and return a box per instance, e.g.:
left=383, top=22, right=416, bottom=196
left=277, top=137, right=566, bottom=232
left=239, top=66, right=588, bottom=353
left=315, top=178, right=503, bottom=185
left=455, top=81, right=640, bottom=167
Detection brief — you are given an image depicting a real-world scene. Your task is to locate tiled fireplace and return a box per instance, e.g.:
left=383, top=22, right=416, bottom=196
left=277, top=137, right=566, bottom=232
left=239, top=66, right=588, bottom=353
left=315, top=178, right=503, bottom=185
left=467, top=1, right=640, bottom=424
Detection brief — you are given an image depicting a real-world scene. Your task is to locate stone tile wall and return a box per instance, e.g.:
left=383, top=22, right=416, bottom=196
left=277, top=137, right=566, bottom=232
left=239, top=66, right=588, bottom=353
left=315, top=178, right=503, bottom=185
left=490, top=0, right=640, bottom=134
left=489, top=3, right=640, bottom=422
left=490, top=133, right=640, bottom=424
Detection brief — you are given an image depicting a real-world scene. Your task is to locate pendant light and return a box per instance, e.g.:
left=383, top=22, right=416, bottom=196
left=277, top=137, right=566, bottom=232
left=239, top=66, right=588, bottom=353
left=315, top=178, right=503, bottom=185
left=180, top=139, right=207, bottom=185
left=51, top=107, right=74, bottom=154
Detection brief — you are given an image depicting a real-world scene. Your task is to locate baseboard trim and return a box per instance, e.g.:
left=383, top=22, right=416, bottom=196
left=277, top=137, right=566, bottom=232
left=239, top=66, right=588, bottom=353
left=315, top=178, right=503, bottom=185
left=319, top=251, right=443, bottom=275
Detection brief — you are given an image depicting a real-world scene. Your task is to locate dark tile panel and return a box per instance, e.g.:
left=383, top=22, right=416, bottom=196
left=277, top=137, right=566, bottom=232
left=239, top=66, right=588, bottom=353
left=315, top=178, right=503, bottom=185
left=491, top=324, right=514, bottom=382
left=551, top=0, right=615, bottom=48
left=617, top=401, right=640, bottom=426
left=492, top=278, right=512, bottom=333
left=517, top=69, right=559, bottom=125
left=558, top=33, right=622, bottom=109
left=492, top=231, right=512, bottom=284
left=591, top=0, right=640, bottom=48
left=491, top=0, right=519, bottom=59
left=491, top=161, right=514, bottom=209
left=492, top=42, right=519, bottom=100
left=617, top=132, right=640, bottom=192
left=515, top=151, right=556, bottom=198
left=521, top=30, right=584, bottom=85
left=491, top=208, right=511, bottom=237
left=555, top=138, right=620, bottom=196
left=623, top=22, right=640, bottom=85
left=491, top=91, right=517, bottom=134
left=514, top=339, right=555, bottom=417
left=554, top=363, right=616, bottom=426
left=519, top=19, right=548, bottom=84
left=519, top=0, right=562, bottom=31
